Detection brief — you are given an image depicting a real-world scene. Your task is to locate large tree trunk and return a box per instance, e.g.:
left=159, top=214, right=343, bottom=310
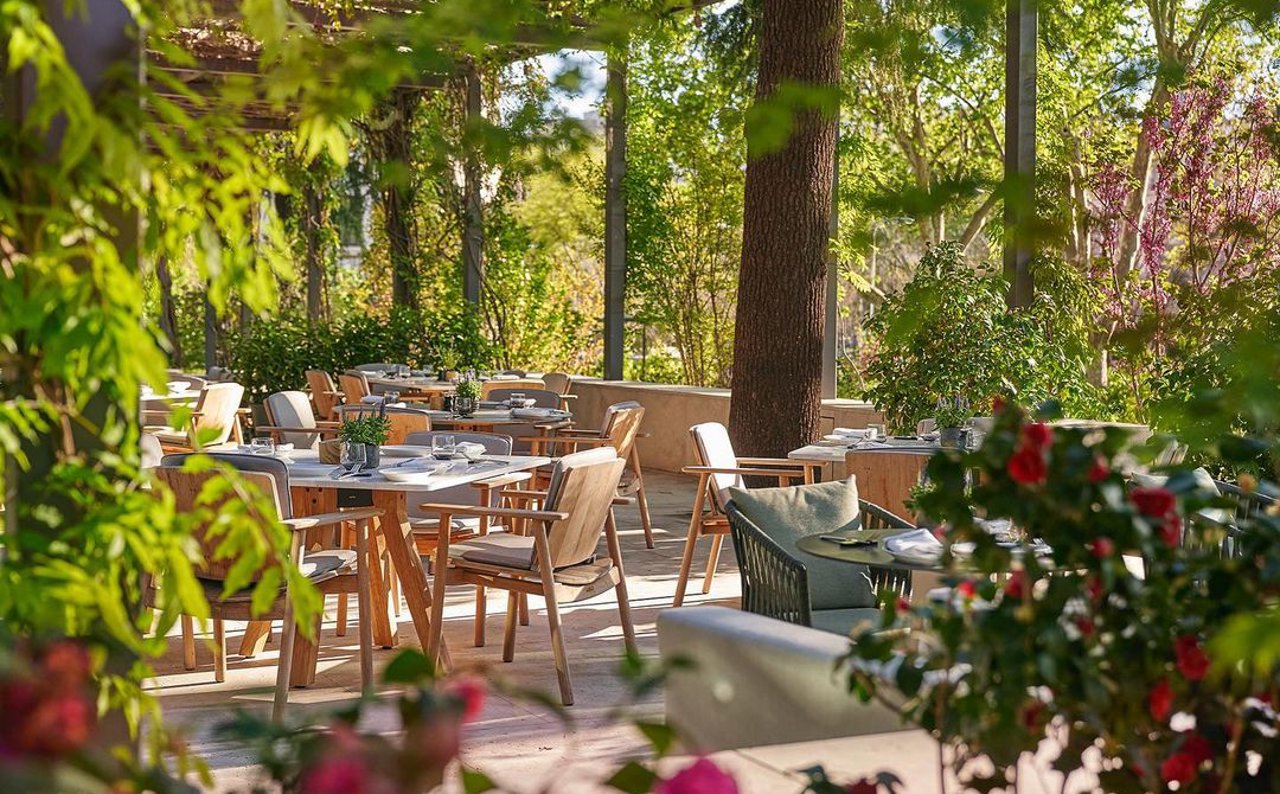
left=728, top=0, right=843, bottom=457
left=155, top=255, right=182, bottom=366
left=303, top=160, right=328, bottom=322
left=378, top=88, right=421, bottom=311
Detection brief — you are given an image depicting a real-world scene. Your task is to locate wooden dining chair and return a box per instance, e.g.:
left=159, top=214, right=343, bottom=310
left=306, top=369, right=345, bottom=421
left=339, top=370, right=372, bottom=406
left=152, top=453, right=381, bottom=721
left=260, top=390, right=341, bottom=450
left=532, top=401, right=655, bottom=548
left=539, top=373, right=576, bottom=412
left=673, top=422, right=823, bottom=607
left=481, top=378, right=545, bottom=399
left=422, top=447, right=635, bottom=705
left=142, top=382, right=246, bottom=452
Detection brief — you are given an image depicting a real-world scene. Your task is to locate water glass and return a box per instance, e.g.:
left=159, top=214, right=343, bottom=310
left=341, top=442, right=367, bottom=471
left=250, top=436, right=276, bottom=456
left=866, top=424, right=884, bottom=441
left=509, top=391, right=525, bottom=407
left=432, top=435, right=457, bottom=460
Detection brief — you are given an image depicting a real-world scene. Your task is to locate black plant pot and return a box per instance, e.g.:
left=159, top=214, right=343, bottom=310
left=455, top=397, right=477, bottom=418
left=363, top=444, right=381, bottom=469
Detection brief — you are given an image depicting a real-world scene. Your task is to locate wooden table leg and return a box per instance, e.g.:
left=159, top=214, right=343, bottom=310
left=367, top=508, right=398, bottom=649
left=372, top=490, right=450, bottom=668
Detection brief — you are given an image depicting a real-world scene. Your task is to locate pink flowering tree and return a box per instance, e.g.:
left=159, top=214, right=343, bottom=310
left=1089, top=75, right=1280, bottom=410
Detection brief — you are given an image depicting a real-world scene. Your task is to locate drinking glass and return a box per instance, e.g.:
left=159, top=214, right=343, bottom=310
left=432, top=435, right=457, bottom=460
left=866, top=424, right=884, bottom=441
left=250, top=436, right=276, bottom=456
left=341, top=442, right=366, bottom=471
left=509, top=391, right=525, bottom=408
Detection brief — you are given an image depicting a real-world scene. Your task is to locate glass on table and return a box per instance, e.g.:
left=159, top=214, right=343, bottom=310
left=340, top=441, right=367, bottom=471
left=432, top=435, right=457, bottom=460
left=866, top=424, right=885, bottom=441
left=509, top=391, right=525, bottom=408
left=250, top=436, right=276, bottom=456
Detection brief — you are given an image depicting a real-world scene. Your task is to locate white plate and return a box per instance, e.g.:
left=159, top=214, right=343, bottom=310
left=380, top=445, right=433, bottom=458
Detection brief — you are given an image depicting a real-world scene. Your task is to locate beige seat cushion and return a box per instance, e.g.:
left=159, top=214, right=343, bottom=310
left=200, top=549, right=356, bottom=600
left=449, top=533, right=536, bottom=569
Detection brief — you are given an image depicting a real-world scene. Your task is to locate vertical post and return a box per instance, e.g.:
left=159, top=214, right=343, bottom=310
left=1002, top=0, right=1037, bottom=308
left=603, top=51, right=628, bottom=381
left=462, top=66, right=485, bottom=306
left=821, top=126, right=839, bottom=399
left=204, top=291, right=218, bottom=373
left=304, top=161, right=327, bottom=322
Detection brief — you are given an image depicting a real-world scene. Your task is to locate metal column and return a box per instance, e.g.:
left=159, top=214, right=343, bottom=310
left=603, top=53, right=628, bottom=381
left=1002, top=0, right=1037, bottom=308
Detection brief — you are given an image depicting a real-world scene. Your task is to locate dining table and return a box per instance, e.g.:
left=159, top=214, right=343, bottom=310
left=246, top=449, right=552, bottom=686
left=789, top=437, right=940, bottom=521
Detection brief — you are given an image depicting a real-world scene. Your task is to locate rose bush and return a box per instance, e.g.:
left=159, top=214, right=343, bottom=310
left=845, top=401, right=1280, bottom=793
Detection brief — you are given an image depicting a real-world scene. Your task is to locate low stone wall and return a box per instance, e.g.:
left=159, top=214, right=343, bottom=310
left=567, top=379, right=883, bottom=473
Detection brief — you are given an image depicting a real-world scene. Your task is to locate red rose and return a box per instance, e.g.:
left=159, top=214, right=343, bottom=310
left=1004, top=571, right=1027, bottom=600
left=956, top=580, right=978, bottom=600
left=1019, top=700, right=1045, bottom=733
left=1149, top=678, right=1173, bottom=722
left=1181, top=733, right=1213, bottom=765
left=1130, top=486, right=1176, bottom=518
left=19, top=691, right=94, bottom=756
left=1090, top=537, right=1115, bottom=558
left=1076, top=617, right=1095, bottom=638
left=1087, top=457, right=1110, bottom=483
left=656, top=758, right=739, bottom=794
left=1007, top=446, right=1047, bottom=485
left=1160, top=515, right=1182, bottom=548
left=894, top=597, right=910, bottom=614
left=992, top=396, right=1006, bottom=414
left=1086, top=575, right=1105, bottom=603
left=445, top=674, right=487, bottom=723
left=1175, top=636, right=1210, bottom=681
left=1160, top=752, right=1197, bottom=785
left=844, top=779, right=878, bottom=794
left=1021, top=422, right=1053, bottom=450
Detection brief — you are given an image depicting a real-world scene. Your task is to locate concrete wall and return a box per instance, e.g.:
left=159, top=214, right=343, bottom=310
left=568, top=379, right=883, bottom=473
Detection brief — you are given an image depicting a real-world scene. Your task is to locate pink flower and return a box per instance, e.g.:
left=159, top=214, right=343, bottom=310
left=1175, top=636, right=1210, bottom=681
left=19, top=691, right=94, bottom=757
left=445, top=675, right=487, bottom=723
left=1149, top=678, right=1173, bottom=722
left=299, top=756, right=372, bottom=794
left=656, top=758, right=739, bottom=794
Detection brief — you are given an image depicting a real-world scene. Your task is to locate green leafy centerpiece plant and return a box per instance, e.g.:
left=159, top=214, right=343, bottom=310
left=338, top=414, right=391, bottom=469
left=454, top=376, right=482, bottom=418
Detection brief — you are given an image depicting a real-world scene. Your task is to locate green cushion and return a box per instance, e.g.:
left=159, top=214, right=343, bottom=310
left=728, top=479, right=877, bottom=610
left=810, top=607, right=882, bottom=637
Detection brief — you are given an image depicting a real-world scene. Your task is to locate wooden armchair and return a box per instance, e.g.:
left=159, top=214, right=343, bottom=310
left=673, top=422, right=823, bottom=607
left=306, top=369, right=345, bottom=421
left=422, top=447, right=635, bottom=705
left=339, top=370, right=372, bottom=405
left=141, top=382, right=245, bottom=452
left=152, top=453, right=381, bottom=721
left=259, top=390, right=341, bottom=450
left=528, top=401, right=655, bottom=548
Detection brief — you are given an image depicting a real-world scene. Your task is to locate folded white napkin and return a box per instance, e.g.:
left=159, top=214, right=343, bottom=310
left=512, top=407, right=564, bottom=419
left=884, top=529, right=944, bottom=564
left=832, top=427, right=870, bottom=438
left=456, top=442, right=487, bottom=460
left=360, top=395, right=384, bottom=404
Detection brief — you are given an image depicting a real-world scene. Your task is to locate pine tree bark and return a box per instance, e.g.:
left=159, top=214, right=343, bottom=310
left=378, top=87, right=421, bottom=311
left=728, top=0, right=843, bottom=457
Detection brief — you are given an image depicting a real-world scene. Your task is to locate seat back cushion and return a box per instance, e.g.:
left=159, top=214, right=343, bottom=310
left=728, top=478, right=876, bottom=610
left=266, top=390, right=320, bottom=449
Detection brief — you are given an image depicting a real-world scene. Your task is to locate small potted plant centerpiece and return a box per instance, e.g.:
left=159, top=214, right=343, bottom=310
left=437, top=345, right=461, bottom=382
left=454, top=375, right=482, bottom=418
left=338, top=413, right=391, bottom=469
left=934, top=398, right=973, bottom=449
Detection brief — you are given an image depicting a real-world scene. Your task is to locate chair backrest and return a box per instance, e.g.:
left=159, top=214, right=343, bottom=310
left=167, top=372, right=208, bottom=391
left=336, top=404, right=431, bottom=445
left=540, top=448, right=626, bottom=569
left=306, top=369, right=341, bottom=420
left=339, top=370, right=370, bottom=405
left=355, top=363, right=403, bottom=374
left=481, top=378, right=544, bottom=398
left=486, top=388, right=560, bottom=409
left=404, top=432, right=513, bottom=517
left=155, top=453, right=291, bottom=581
left=542, top=372, right=572, bottom=396
left=192, top=382, right=245, bottom=448
left=690, top=422, right=741, bottom=512
left=264, top=390, right=321, bottom=450
left=601, top=402, right=645, bottom=459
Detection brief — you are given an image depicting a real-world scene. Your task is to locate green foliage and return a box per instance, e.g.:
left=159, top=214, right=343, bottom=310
left=862, top=243, right=1093, bottom=432
left=338, top=415, right=391, bottom=446
left=226, top=306, right=494, bottom=403
left=455, top=377, right=483, bottom=401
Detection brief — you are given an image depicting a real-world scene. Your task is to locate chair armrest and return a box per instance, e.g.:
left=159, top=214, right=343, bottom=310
left=142, top=409, right=202, bottom=420
left=417, top=503, right=570, bottom=522
left=558, top=394, right=578, bottom=401
left=682, top=465, right=812, bottom=478
left=255, top=424, right=338, bottom=434
left=500, top=488, right=549, bottom=501
left=735, top=457, right=823, bottom=469
left=469, top=472, right=533, bottom=490
left=315, top=421, right=342, bottom=429
left=283, top=507, right=382, bottom=531
left=549, top=428, right=604, bottom=438
left=613, top=496, right=636, bottom=506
